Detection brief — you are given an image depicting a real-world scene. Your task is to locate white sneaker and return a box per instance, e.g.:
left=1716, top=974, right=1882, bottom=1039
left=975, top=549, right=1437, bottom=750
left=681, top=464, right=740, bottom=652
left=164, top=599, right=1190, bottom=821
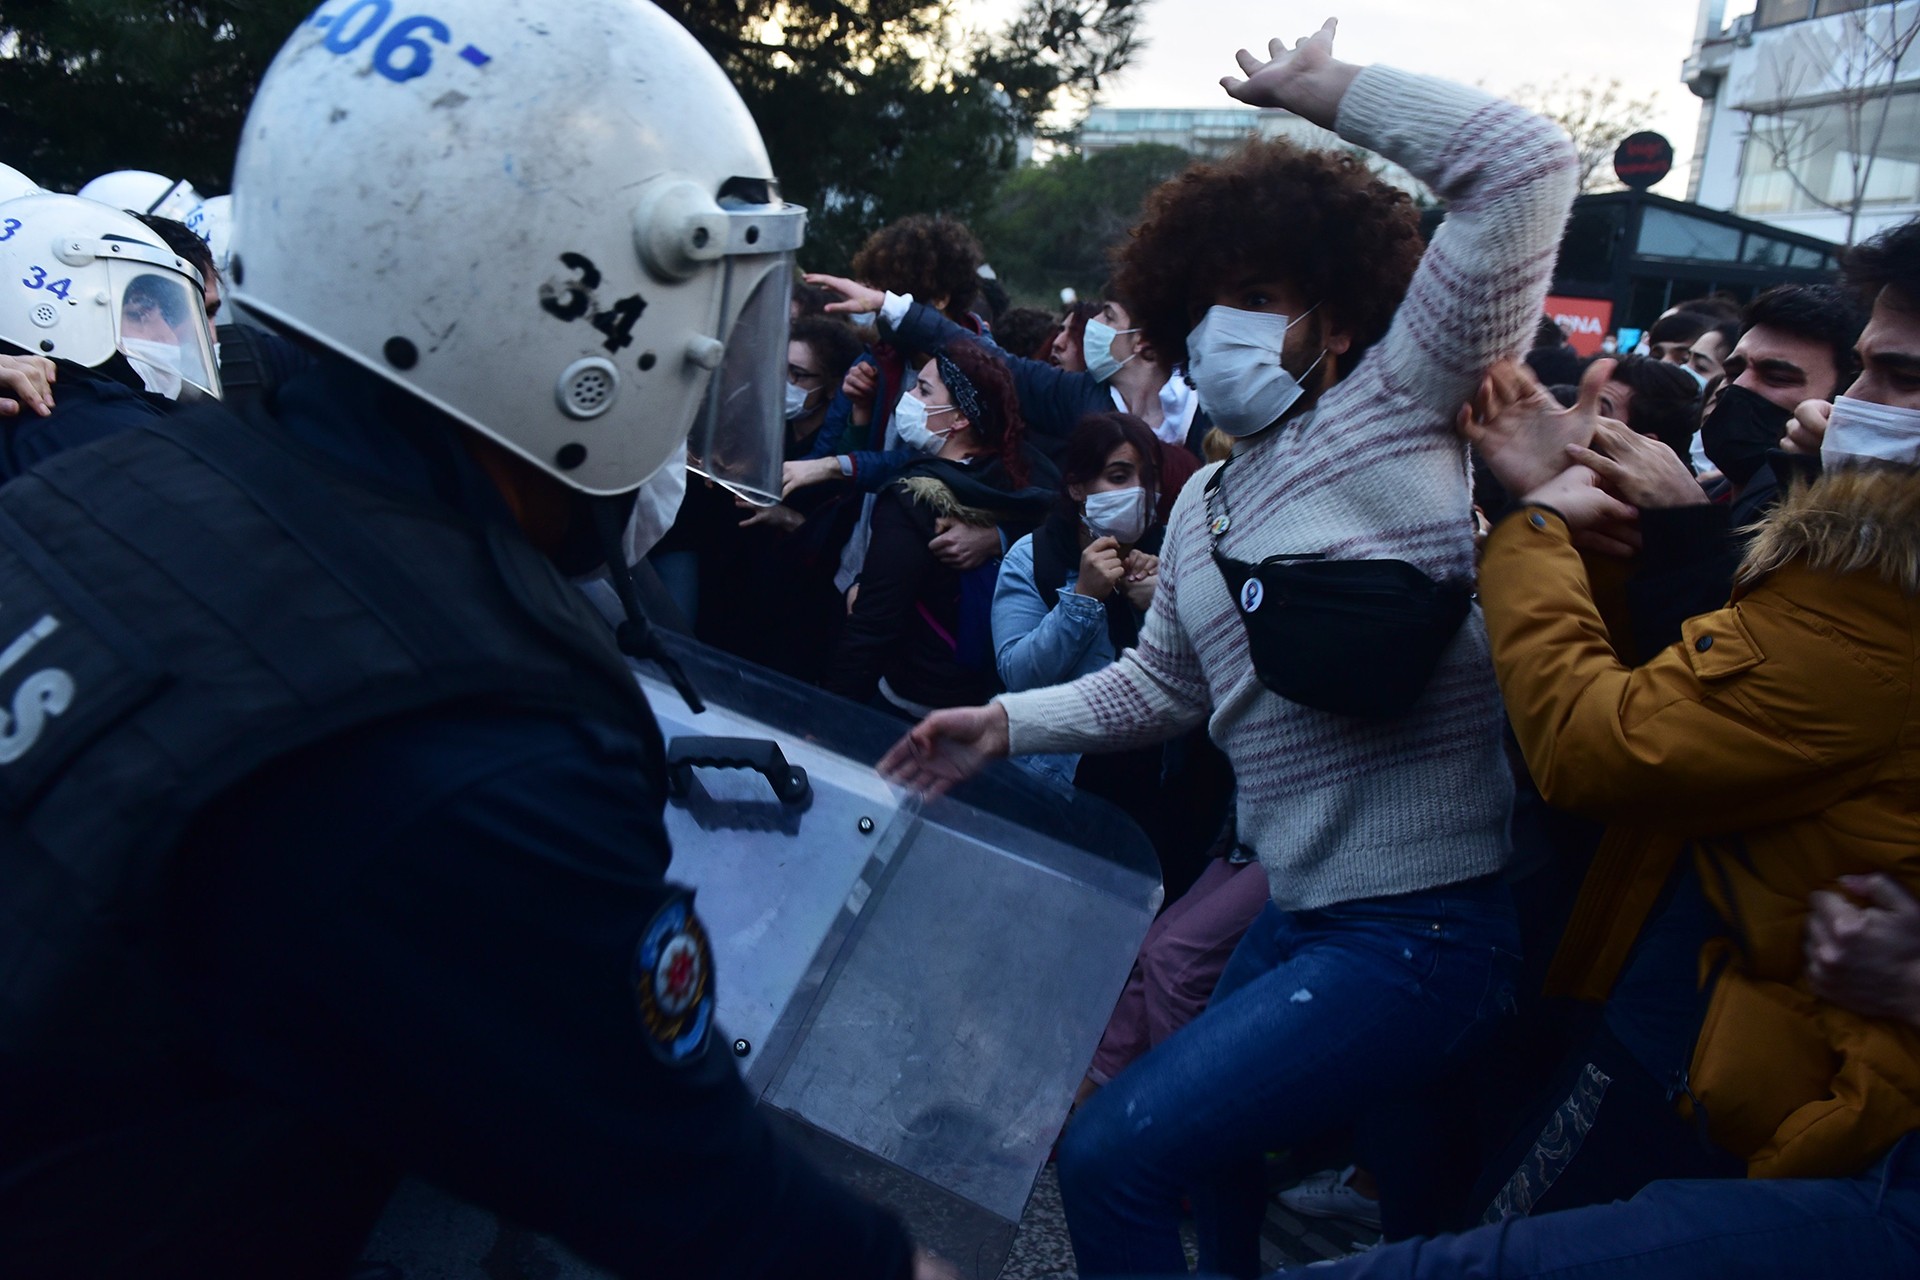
left=1277, top=1166, right=1383, bottom=1231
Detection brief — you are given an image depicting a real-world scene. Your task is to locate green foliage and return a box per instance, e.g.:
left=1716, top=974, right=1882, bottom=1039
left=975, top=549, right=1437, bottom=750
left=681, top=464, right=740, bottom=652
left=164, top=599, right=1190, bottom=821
left=977, top=142, right=1191, bottom=305
left=659, top=0, right=1147, bottom=272
left=1, top=0, right=1142, bottom=275
left=0, top=0, right=314, bottom=194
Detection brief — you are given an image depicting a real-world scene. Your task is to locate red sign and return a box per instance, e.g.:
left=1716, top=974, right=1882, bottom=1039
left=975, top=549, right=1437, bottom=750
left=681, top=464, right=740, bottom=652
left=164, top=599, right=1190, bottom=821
left=1613, top=131, right=1674, bottom=190
left=1545, top=295, right=1614, bottom=358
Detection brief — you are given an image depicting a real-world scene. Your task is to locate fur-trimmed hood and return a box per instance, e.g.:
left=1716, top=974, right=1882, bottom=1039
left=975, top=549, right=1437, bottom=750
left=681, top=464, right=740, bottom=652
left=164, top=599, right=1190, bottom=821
left=1739, top=464, right=1920, bottom=594
left=889, top=454, right=1058, bottom=530
left=897, top=474, right=1008, bottom=527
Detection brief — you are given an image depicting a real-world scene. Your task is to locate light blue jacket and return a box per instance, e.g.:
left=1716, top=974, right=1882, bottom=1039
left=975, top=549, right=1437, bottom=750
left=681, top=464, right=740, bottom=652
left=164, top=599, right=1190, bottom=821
left=992, top=533, right=1122, bottom=788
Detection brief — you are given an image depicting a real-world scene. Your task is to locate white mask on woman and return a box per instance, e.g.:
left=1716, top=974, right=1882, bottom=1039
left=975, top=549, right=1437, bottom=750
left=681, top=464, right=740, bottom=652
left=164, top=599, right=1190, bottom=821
left=1083, top=485, right=1149, bottom=544
left=784, top=380, right=812, bottom=421
left=893, top=392, right=960, bottom=455
left=1186, top=305, right=1321, bottom=437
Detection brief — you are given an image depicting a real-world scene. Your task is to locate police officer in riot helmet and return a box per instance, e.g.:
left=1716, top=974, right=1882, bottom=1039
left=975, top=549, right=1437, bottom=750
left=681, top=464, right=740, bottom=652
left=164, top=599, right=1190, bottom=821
left=0, top=192, right=223, bottom=479
left=0, top=3, right=942, bottom=1277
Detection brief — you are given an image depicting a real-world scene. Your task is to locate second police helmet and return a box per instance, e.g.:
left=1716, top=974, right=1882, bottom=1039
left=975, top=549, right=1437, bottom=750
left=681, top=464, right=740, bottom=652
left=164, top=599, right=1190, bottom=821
left=0, top=192, right=222, bottom=402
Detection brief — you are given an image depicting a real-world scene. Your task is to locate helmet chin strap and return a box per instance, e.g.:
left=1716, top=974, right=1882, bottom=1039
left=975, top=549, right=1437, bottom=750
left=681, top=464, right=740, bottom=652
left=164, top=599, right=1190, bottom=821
left=589, top=496, right=705, bottom=714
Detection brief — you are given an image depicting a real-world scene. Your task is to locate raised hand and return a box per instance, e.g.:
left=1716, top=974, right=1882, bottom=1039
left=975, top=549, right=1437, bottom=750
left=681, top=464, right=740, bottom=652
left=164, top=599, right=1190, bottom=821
left=1807, top=874, right=1920, bottom=1030
left=1075, top=535, right=1126, bottom=601
left=0, top=353, right=55, bottom=418
left=781, top=457, right=842, bottom=498
left=1220, top=18, right=1358, bottom=130
left=1462, top=358, right=1619, bottom=501
left=842, top=360, right=879, bottom=429
left=1567, top=419, right=1709, bottom=512
left=1782, top=398, right=1832, bottom=456
left=1519, top=465, right=1640, bottom=559
left=1121, top=549, right=1159, bottom=612
left=878, top=703, right=1012, bottom=798
left=736, top=496, right=804, bottom=533
left=928, top=517, right=1000, bottom=571
left=803, top=272, right=886, bottom=318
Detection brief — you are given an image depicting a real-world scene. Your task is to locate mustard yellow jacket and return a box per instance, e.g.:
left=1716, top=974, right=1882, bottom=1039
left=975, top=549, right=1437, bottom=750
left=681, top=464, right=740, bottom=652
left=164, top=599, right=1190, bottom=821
left=1482, top=466, right=1920, bottom=1180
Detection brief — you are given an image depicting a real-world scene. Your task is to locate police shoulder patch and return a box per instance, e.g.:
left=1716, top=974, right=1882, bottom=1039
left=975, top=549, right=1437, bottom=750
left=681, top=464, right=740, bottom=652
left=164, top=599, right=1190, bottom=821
left=633, top=893, right=714, bottom=1066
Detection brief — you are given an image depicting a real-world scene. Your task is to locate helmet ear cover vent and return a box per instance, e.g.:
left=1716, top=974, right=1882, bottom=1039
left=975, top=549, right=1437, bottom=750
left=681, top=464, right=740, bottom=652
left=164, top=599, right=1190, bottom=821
left=31, top=302, right=58, bottom=328
left=558, top=357, right=619, bottom=419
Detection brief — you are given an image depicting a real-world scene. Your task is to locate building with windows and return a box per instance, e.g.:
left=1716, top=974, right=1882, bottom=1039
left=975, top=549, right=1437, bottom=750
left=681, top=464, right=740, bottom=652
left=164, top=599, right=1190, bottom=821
left=1542, top=190, right=1840, bottom=353
left=1077, top=106, right=1425, bottom=197
left=1683, top=0, right=1920, bottom=244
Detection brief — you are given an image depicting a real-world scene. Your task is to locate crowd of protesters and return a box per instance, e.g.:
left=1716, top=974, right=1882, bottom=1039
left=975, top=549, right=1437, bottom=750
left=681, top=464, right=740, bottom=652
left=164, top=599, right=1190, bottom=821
left=4, top=8, right=1920, bottom=1280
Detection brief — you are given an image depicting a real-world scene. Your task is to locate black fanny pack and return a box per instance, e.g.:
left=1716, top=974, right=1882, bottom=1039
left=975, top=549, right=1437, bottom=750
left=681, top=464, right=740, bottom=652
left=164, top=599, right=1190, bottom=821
left=1205, top=459, right=1472, bottom=719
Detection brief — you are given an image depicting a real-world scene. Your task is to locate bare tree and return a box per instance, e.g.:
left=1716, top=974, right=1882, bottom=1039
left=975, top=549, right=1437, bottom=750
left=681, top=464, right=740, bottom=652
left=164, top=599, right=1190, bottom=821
left=1739, top=1, right=1920, bottom=245
left=1510, top=77, right=1663, bottom=193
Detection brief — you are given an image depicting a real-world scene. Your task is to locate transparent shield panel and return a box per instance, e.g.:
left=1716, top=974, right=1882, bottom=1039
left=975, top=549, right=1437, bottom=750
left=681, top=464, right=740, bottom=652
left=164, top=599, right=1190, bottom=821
left=686, top=259, right=790, bottom=506
left=109, top=261, right=220, bottom=400
left=639, top=633, right=1161, bottom=1241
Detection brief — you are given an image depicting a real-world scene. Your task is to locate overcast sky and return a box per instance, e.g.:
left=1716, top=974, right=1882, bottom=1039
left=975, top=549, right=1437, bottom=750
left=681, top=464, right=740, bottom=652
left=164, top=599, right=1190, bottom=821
left=977, top=1, right=1759, bottom=198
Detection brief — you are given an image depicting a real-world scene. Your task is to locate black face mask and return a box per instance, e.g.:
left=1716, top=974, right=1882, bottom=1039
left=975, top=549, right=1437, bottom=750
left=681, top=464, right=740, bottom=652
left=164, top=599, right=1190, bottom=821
left=1700, top=384, right=1793, bottom=486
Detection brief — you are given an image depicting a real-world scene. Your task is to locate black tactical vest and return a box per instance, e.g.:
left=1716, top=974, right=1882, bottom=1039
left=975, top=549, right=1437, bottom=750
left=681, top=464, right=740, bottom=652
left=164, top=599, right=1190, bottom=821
left=0, top=402, right=663, bottom=1071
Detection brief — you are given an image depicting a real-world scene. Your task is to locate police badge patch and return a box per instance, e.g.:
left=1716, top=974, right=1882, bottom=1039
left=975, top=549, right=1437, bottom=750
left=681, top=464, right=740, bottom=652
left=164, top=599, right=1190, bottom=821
left=633, top=894, right=714, bottom=1065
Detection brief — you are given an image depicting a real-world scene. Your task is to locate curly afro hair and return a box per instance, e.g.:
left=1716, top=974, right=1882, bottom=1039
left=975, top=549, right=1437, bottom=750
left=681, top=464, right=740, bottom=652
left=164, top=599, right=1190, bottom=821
left=850, top=214, right=983, bottom=324
left=1110, top=141, right=1424, bottom=376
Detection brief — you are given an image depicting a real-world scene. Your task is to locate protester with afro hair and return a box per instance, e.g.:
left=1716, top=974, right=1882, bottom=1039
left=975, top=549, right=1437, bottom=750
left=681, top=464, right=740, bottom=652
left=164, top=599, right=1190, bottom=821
left=880, top=18, right=1579, bottom=1274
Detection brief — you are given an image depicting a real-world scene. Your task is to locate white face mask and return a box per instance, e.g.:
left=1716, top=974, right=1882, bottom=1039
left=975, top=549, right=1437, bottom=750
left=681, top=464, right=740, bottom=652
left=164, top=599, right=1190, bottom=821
left=620, top=443, right=690, bottom=565
left=784, top=380, right=812, bottom=421
left=1185, top=305, right=1324, bottom=437
left=1821, top=394, right=1920, bottom=470
left=848, top=311, right=878, bottom=328
left=893, top=392, right=960, bottom=455
left=1683, top=364, right=1710, bottom=392
left=120, top=336, right=184, bottom=400
left=1083, top=317, right=1140, bottom=384
left=1083, top=485, right=1149, bottom=544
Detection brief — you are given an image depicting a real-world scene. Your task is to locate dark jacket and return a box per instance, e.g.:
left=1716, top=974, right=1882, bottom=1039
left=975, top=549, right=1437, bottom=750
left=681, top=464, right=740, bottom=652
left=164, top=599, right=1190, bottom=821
left=1626, top=450, right=1821, bottom=660
left=802, top=311, right=992, bottom=492
left=0, top=359, right=914, bottom=1280
left=827, top=453, right=1055, bottom=709
left=0, top=362, right=168, bottom=482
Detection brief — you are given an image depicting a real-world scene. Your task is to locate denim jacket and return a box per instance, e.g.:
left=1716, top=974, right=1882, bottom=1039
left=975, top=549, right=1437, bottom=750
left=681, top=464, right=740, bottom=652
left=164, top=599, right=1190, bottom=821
left=992, top=533, right=1120, bottom=788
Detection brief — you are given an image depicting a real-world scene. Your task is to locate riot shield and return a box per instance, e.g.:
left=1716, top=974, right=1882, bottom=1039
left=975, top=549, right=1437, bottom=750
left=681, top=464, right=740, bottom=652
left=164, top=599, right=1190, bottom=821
left=648, top=634, right=1162, bottom=1274
left=365, top=630, right=1162, bottom=1279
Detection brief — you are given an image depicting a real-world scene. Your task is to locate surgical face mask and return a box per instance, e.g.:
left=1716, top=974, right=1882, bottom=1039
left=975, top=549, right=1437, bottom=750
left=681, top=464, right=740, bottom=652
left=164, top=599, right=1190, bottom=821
left=1083, top=485, right=1149, bottom=544
left=1185, top=305, right=1324, bottom=437
left=1700, top=383, right=1792, bottom=486
left=1822, top=394, right=1920, bottom=470
left=784, top=380, right=812, bottom=421
left=1683, top=364, right=1709, bottom=392
left=848, top=311, right=878, bottom=328
left=619, top=444, right=689, bottom=566
left=119, top=337, right=184, bottom=400
left=1083, top=318, right=1139, bottom=384
left=893, top=392, right=959, bottom=455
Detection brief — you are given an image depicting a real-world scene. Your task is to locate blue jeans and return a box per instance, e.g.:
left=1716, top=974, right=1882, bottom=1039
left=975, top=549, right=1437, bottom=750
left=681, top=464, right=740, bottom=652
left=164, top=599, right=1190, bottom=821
left=1282, top=1132, right=1920, bottom=1279
left=1058, top=879, right=1521, bottom=1278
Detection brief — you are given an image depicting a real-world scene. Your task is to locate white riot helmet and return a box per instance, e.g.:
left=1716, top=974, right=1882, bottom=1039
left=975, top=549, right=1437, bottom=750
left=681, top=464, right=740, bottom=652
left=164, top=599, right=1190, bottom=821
left=184, top=195, right=233, bottom=275
left=76, top=170, right=204, bottom=221
left=0, top=163, right=39, bottom=204
left=228, top=0, right=805, bottom=499
left=0, top=192, right=222, bottom=402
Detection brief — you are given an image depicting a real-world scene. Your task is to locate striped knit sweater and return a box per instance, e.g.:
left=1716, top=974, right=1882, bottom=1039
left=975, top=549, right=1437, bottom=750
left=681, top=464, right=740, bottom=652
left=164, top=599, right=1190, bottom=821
left=995, top=67, right=1578, bottom=912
